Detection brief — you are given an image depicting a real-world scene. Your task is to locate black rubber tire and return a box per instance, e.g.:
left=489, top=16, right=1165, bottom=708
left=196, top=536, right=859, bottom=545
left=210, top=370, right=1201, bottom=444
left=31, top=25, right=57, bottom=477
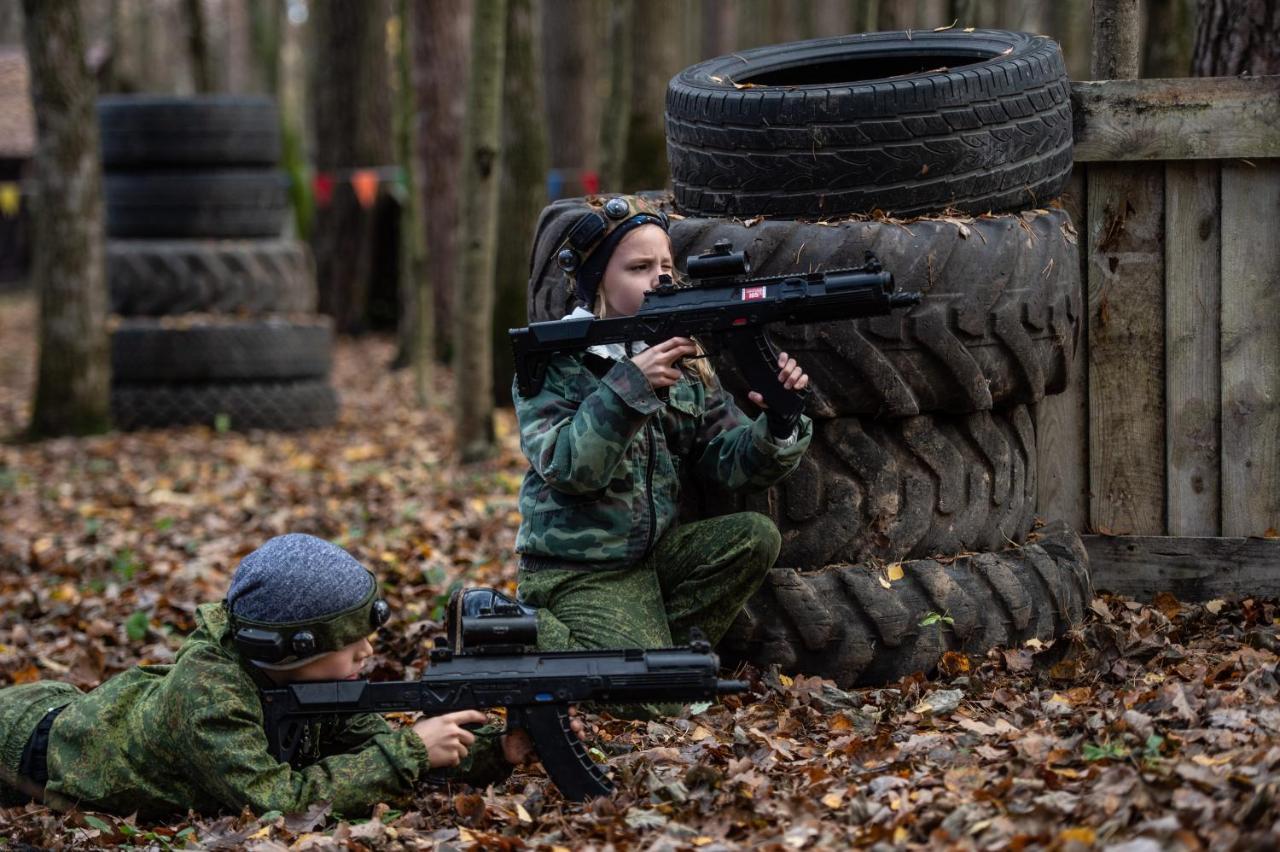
left=98, top=95, right=281, bottom=168
left=108, top=239, right=315, bottom=316
left=666, top=29, right=1073, bottom=219
left=111, top=380, right=338, bottom=432
left=743, top=405, right=1038, bottom=567
left=104, top=170, right=289, bottom=239
left=110, top=316, right=333, bottom=382
left=528, top=196, right=1082, bottom=417
left=719, top=521, right=1092, bottom=687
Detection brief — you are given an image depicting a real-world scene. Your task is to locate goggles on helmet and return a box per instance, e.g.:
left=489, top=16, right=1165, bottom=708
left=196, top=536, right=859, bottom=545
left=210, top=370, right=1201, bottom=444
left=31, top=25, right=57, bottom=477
left=555, top=196, right=670, bottom=276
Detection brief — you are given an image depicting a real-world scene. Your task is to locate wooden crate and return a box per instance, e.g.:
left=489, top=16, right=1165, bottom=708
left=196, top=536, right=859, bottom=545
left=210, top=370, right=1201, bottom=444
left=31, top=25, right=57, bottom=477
left=1037, top=75, right=1280, bottom=599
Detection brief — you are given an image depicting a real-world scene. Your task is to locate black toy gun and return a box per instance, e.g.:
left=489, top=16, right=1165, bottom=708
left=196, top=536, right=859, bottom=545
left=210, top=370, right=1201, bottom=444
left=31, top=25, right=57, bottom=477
left=511, top=240, right=921, bottom=434
left=258, top=615, right=745, bottom=801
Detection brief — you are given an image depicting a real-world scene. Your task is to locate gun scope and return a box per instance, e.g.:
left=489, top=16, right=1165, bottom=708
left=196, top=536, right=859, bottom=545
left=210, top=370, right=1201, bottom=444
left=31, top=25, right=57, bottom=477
left=687, top=239, right=750, bottom=280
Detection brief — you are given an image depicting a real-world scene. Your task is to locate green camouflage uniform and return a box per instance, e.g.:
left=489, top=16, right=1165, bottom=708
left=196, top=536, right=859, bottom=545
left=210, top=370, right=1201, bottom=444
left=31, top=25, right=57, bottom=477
left=0, top=603, right=510, bottom=818
left=514, top=351, right=812, bottom=665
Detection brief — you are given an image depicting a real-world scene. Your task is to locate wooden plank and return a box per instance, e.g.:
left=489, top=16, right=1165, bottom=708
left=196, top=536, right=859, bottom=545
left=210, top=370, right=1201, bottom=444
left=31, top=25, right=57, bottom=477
left=1085, top=534, right=1280, bottom=601
left=1036, top=166, right=1089, bottom=529
left=1072, top=76, right=1280, bottom=163
left=1220, top=161, right=1280, bottom=538
left=1087, top=163, right=1166, bottom=535
left=1164, top=162, right=1221, bottom=536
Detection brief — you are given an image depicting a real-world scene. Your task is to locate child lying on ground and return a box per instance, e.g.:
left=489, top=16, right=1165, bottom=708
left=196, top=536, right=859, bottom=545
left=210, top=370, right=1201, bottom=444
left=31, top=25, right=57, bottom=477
left=0, top=533, right=575, bottom=818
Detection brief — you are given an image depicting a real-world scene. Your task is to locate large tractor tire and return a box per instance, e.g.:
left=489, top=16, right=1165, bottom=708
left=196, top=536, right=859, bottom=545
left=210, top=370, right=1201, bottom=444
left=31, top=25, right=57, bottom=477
left=720, top=521, right=1091, bottom=687
left=666, top=30, right=1073, bottom=219
left=98, top=96, right=281, bottom=168
left=528, top=196, right=1081, bottom=417
left=110, top=316, right=332, bottom=383
left=744, top=405, right=1038, bottom=567
left=108, top=239, right=315, bottom=317
left=104, top=171, right=289, bottom=239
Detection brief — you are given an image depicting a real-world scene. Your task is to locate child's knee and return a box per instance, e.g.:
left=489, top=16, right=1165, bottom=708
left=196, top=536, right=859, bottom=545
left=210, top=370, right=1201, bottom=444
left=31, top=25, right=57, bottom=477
left=738, top=511, right=781, bottom=571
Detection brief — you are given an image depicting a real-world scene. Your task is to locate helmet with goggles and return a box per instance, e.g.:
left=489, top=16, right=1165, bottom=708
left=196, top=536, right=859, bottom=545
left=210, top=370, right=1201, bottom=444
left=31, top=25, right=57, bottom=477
left=555, top=195, right=670, bottom=307
left=224, top=533, right=391, bottom=670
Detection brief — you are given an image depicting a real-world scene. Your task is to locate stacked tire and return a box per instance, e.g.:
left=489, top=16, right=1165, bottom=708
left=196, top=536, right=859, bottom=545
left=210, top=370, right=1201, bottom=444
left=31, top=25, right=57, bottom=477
left=99, top=96, right=337, bottom=431
left=529, top=31, right=1092, bottom=687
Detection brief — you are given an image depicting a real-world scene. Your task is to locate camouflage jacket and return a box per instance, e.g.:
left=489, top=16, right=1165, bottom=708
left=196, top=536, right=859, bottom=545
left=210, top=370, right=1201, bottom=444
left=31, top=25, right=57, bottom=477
left=514, top=351, right=812, bottom=570
left=41, top=603, right=510, bottom=819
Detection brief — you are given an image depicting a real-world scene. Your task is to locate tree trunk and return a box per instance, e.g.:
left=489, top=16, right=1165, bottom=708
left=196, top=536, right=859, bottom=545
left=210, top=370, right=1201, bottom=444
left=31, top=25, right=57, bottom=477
left=21, top=0, right=110, bottom=437
left=184, top=0, right=215, bottom=92
left=598, top=0, right=633, bottom=193
left=411, top=0, right=470, bottom=361
left=248, top=0, right=284, bottom=94
left=395, top=0, right=431, bottom=404
left=1092, top=0, right=1141, bottom=78
left=701, top=0, right=737, bottom=57
left=454, top=0, right=506, bottom=462
left=1050, top=0, right=1091, bottom=82
left=625, top=0, right=682, bottom=191
left=1144, top=0, right=1195, bottom=76
left=541, top=0, right=600, bottom=196
left=1192, top=0, right=1280, bottom=76
left=493, top=0, right=548, bottom=408
left=309, top=0, right=393, bottom=334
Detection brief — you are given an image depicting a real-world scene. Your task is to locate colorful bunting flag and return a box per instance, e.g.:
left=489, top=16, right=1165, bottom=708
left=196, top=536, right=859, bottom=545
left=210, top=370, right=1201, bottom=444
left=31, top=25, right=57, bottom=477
left=350, top=169, right=379, bottom=210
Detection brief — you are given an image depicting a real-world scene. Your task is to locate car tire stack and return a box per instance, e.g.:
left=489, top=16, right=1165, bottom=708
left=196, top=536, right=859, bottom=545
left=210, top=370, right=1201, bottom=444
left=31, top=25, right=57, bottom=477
left=528, top=30, right=1092, bottom=687
left=99, top=95, right=337, bottom=431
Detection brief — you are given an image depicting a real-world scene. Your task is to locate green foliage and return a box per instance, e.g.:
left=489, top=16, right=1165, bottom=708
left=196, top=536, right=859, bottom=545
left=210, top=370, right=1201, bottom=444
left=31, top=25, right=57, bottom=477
left=919, top=611, right=955, bottom=628
left=125, top=610, right=150, bottom=642
left=214, top=413, right=232, bottom=434
left=1083, top=740, right=1128, bottom=761
left=112, top=549, right=142, bottom=581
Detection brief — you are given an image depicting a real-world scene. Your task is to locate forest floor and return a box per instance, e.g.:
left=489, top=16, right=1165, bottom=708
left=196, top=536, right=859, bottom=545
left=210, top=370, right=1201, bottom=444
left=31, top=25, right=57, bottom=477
left=1, top=290, right=1278, bottom=851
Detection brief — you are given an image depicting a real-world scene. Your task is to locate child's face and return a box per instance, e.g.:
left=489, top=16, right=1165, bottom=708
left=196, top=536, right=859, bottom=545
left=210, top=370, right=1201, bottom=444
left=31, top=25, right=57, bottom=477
left=283, top=635, right=375, bottom=682
left=600, top=224, right=674, bottom=317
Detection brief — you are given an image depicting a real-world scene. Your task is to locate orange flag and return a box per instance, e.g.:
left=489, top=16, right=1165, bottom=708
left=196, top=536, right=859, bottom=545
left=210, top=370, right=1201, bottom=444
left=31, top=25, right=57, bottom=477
left=350, top=169, right=379, bottom=209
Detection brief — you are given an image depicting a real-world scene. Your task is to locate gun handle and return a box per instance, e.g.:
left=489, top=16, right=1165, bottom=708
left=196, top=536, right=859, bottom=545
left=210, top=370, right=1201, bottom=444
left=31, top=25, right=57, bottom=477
left=514, top=351, right=552, bottom=398
left=726, top=328, right=808, bottom=432
left=509, top=705, right=612, bottom=801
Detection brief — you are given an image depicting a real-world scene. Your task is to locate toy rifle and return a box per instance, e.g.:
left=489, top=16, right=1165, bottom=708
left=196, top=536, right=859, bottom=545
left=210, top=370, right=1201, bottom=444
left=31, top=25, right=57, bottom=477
left=511, top=240, right=920, bottom=434
left=258, top=611, right=744, bottom=801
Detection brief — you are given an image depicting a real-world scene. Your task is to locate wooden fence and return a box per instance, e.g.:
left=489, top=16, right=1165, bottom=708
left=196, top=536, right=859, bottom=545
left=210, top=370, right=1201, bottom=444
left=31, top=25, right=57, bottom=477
left=1035, top=75, right=1280, bottom=599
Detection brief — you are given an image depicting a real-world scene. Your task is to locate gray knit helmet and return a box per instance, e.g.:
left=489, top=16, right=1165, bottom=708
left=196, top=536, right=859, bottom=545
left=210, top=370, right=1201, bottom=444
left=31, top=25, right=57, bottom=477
left=225, top=533, right=389, bottom=668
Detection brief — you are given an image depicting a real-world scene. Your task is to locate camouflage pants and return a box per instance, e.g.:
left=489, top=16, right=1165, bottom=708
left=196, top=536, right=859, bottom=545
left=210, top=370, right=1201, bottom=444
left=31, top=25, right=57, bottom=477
left=518, top=512, right=780, bottom=717
left=0, top=681, right=81, bottom=806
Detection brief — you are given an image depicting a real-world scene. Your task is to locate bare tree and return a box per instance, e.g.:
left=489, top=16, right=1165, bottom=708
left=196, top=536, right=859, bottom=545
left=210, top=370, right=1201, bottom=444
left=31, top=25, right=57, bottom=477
left=184, top=0, right=215, bottom=92
left=21, top=0, right=110, bottom=437
left=1145, top=0, right=1195, bottom=76
left=625, top=0, right=682, bottom=190
left=411, top=0, right=470, bottom=360
left=454, top=0, right=507, bottom=462
left=396, top=0, right=430, bottom=404
left=1192, top=0, right=1280, bottom=75
left=1093, top=0, right=1141, bottom=78
left=493, top=0, right=548, bottom=407
left=541, top=0, right=601, bottom=196
left=309, top=0, right=393, bottom=333
left=598, top=0, right=633, bottom=192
